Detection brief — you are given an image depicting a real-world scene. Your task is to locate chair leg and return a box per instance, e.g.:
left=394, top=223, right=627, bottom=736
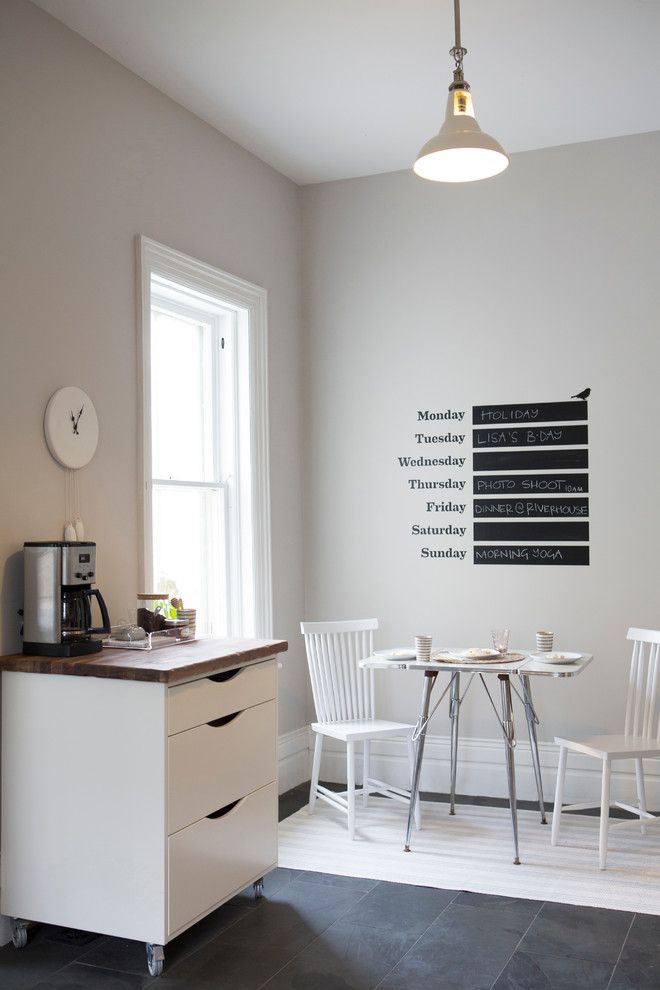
left=635, top=757, right=648, bottom=836
left=347, top=740, right=356, bottom=840
left=308, top=733, right=323, bottom=814
left=551, top=745, right=567, bottom=846
left=449, top=672, right=460, bottom=815
left=363, top=740, right=371, bottom=808
left=599, top=759, right=611, bottom=870
left=406, top=734, right=421, bottom=828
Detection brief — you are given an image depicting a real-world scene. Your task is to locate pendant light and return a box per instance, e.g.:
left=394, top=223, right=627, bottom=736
left=414, top=0, right=509, bottom=183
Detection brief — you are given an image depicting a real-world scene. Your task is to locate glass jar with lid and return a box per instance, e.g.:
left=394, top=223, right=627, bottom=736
left=136, top=593, right=172, bottom=632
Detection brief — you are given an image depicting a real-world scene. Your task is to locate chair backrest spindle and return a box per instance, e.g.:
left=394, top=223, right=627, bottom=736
left=625, top=628, right=660, bottom=740
left=301, top=618, right=377, bottom=724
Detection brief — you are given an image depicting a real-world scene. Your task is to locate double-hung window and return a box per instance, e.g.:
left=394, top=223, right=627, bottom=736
left=139, top=238, right=271, bottom=639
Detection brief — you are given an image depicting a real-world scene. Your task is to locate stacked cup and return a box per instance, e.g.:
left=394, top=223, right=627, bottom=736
left=415, top=634, right=433, bottom=661
left=177, top=608, right=197, bottom=640
left=536, top=630, right=554, bottom=652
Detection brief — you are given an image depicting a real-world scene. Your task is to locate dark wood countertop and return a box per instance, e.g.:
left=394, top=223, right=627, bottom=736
left=0, top=638, right=288, bottom=684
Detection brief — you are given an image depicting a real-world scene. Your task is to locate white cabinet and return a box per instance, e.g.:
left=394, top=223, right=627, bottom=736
left=0, top=656, right=279, bottom=975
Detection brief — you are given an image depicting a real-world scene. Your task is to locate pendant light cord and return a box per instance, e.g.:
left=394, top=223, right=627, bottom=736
left=454, top=0, right=462, bottom=49
left=449, top=0, right=468, bottom=89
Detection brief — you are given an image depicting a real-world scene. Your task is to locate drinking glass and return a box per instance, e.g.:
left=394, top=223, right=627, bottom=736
left=491, top=628, right=510, bottom=655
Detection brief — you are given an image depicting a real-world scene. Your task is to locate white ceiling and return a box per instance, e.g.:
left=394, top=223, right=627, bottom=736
left=33, top=0, right=660, bottom=185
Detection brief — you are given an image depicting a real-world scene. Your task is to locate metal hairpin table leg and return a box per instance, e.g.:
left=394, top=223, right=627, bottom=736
left=520, top=673, right=547, bottom=824
left=499, top=674, right=520, bottom=865
left=405, top=670, right=437, bottom=852
left=449, top=672, right=461, bottom=815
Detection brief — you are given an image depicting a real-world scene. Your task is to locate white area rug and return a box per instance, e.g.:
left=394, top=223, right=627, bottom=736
left=279, top=798, right=660, bottom=915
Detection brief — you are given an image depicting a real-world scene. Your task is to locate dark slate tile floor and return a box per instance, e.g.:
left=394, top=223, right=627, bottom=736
left=0, top=781, right=654, bottom=989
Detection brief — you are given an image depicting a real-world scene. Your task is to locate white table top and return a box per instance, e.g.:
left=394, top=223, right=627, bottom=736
left=360, top=650, right=593, bottom=678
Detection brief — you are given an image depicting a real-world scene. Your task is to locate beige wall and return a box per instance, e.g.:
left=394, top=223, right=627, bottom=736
left=0, top=0, right=307, bottom=734
left=302, top=131, right=660, bottom=790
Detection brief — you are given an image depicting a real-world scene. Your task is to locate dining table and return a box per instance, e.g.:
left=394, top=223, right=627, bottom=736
left=360, top=649, right=593, bottom=864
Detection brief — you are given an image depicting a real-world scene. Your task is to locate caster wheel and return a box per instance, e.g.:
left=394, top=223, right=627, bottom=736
left=253, top=878, right=264, bottom=900
left=146, top=943, right=164, bottom=977
left=11, top=920, right=28, bottom=949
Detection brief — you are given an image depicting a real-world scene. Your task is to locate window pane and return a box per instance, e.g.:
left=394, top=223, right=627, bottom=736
left=151, top=309, right=215, bottom=482
left=152, top=483, right=225, bottom=638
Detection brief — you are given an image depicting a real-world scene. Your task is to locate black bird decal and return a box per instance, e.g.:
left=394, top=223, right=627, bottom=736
left=571, top=388, right=591, bottom=400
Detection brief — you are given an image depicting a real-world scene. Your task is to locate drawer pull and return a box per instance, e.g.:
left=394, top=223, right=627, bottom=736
left=206, top=797, right=243, bottom=820
left=207, top=668, right=244, bottom=683
left=207, top=710, right=242, bottom=728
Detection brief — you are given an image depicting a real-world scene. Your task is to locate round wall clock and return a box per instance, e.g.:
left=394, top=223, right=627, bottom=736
left=44, top=386, right=99, bottom=469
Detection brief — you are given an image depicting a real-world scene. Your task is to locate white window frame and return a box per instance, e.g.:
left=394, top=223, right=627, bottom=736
left=137, top=236, right=272, bottom=638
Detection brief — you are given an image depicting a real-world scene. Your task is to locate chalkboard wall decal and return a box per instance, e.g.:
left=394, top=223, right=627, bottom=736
left=473, top=498, right=589, bottom=518
left=473, top=449, right=588, bottom=472
left=473, top=397, right=589, bottom=566
left=473, top=473, right=589, bottom=495
left=474, top=545, right=590, bottom=565
left=474, top=521, right=589, bottom=542
left=473, top=425, right=588, bottom=448
left=473, top=400, right=587, bottom=425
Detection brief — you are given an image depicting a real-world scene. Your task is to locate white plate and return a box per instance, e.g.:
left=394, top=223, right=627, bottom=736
left=459, top=648, right=500, bottom=659
left=374, top=648, right=416, bottom=661
left=530, top=652, right=582, bottom=665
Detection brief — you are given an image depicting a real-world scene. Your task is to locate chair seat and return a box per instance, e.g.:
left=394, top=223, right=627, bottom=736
left=312, top=719, right=415, bottom=742
left=555, top=733, right=660, bottom=760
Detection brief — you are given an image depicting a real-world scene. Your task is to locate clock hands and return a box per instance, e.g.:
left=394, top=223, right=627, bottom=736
left=70, top=405, right=85, bottom=435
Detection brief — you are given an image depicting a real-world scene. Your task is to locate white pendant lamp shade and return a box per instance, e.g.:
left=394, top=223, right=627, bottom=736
left=414, top=91, right=509, bottom=182
left=413, top=0, right=509, bottom=183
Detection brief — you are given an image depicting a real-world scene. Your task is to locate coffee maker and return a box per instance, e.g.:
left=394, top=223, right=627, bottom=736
left=23, top=541, right=111, bottom=656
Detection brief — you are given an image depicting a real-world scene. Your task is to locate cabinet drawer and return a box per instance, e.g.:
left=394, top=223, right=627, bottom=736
left=168, top=699, right=277, bottom=834
left=168, top=780, right=277, bottom=937
left=168, top=660, right=277, bottom=736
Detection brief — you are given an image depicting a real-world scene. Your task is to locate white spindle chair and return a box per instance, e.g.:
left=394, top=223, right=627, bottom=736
left=552, top=627, right=660, bottom=869
left=301, top=618, right=420, bottom=839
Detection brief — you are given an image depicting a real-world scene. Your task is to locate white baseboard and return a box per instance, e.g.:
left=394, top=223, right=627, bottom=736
left=316, top=731, right=660, bottom=810
left=278, top=726, right=311, bottom=794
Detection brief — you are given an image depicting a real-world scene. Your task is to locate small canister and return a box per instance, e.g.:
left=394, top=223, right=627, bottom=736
left=176, top=608, right=197, bottom=640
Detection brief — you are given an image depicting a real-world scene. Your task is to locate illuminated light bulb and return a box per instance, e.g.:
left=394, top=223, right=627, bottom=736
left=453, top=89, right=474, bottom=117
